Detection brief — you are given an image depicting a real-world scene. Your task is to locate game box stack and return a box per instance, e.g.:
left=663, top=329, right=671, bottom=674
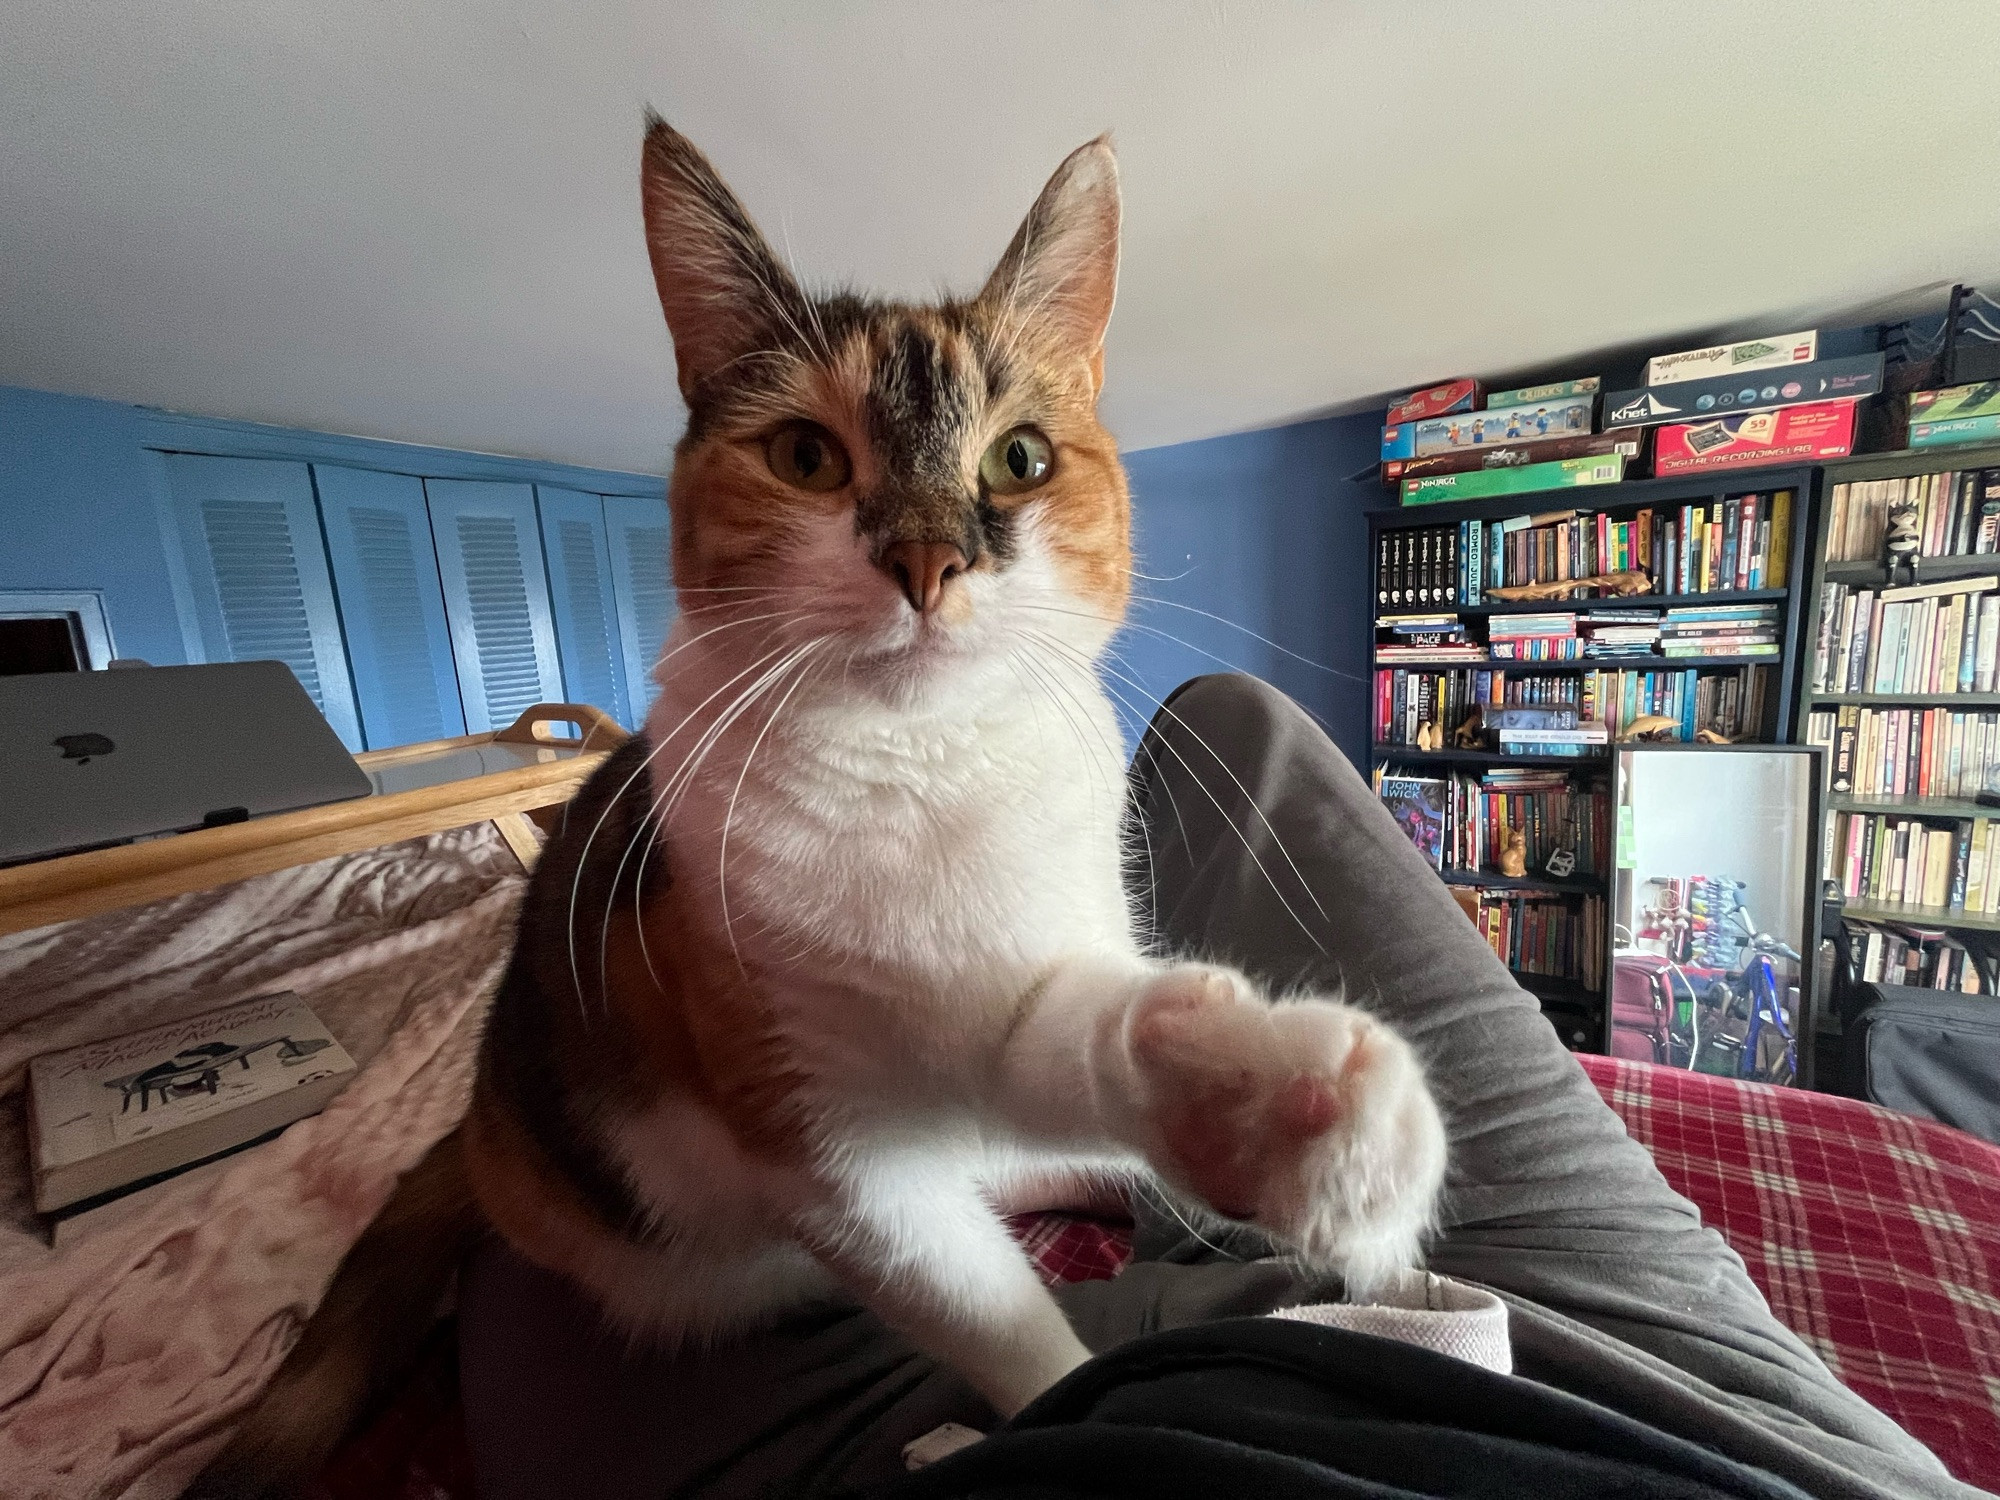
left=1908, top=381, right=2000, bottom=450
left=1598, top=330, right=1880, bottom=475
left=1382, top=376, right=1623, bottom=505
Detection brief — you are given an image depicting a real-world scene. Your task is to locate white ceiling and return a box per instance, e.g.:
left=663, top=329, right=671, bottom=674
left=5, top=1, right=1999, bottom=477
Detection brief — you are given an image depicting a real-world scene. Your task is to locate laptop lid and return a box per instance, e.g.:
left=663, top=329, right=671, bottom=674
left=0, top=661, right=374, bottom=863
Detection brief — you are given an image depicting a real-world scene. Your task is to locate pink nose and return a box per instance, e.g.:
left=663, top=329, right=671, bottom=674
left=879, top=540, right=968, bottom=614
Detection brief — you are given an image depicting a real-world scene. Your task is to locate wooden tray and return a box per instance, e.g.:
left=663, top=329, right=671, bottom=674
left=0, top=703, right=628, bottom=938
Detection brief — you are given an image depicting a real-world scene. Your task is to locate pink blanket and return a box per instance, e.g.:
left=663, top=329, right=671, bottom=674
left=0, top=824, right=524, bottom=1500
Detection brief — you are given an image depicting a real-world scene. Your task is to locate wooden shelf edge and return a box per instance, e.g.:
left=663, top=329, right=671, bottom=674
left=1837, top=900, right=2000, bottom=933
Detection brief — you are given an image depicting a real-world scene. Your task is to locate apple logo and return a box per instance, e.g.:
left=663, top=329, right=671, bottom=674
left=53, top=732, right=116, bottom=765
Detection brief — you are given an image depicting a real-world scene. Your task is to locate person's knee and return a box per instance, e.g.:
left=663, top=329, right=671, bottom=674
left=1160, top=672, right=1300, bottom=742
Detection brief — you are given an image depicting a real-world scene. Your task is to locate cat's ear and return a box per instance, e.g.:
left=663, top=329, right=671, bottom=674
left=979, top=135, right=1121, bottom=390
left=640, top=112, right=809, bottom=400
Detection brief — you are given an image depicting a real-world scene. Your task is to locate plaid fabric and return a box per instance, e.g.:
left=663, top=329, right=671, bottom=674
left=1580, top=1053, right=2000, bottom=1491
left=327, top=1065, right=2000, bottom=1496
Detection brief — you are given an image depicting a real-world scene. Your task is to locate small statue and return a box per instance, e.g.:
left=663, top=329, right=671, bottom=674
left=1452, top=705, right=1485, bottom=749
left=1499, top=830, right=1528, bottom=877
left=1884, top=496, right=1921, bottom=584
left=1618, top=713, right=1682, bottom=743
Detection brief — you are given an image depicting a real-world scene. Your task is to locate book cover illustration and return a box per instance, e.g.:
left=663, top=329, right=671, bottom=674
left=1380, top=776, right=1448, bottom=870
left=30, top=992, right=356, bottom=1170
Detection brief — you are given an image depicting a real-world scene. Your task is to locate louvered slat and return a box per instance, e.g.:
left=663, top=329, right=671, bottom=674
left=604, top=495, right=675, bottom=721
left=456, top=512, right=547, bottom=726
left=199, top=497, right=326, bottom=705
left=348, top=504, right=453, bottom=742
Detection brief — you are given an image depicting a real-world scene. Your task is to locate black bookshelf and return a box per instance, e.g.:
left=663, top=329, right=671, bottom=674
left=1368, top=465, right=1820, bottom=1044
left=1793, top=441, right=2000, bottom=1002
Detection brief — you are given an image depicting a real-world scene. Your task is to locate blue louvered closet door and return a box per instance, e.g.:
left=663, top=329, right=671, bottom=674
left=161, top=453, right=364, bottom=749
left=602, top=494, right=676, bottom=721
left=314, top=465, right=466, bottom=748
left=535, top=486, right=632, bottom=727
left=422, top=479, right=565, bottom=733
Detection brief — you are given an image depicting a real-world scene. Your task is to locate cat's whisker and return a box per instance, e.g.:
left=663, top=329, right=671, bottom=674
left=1123, top=592, right=1367, bottom=684
left=1011, top=650, right=1115, bottom=814
left=1026, top=631, right=1328, bottom=955
left=719, top=639, right=829, bottom=981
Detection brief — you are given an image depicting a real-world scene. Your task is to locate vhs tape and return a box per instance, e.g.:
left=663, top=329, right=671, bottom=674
left=1603, top=353, right=1883, bottom=429
left=1652, top=399, right=1857, bottom=475
left=1645, top=330, right=1818, bottom=386
left=1413, top=393, right=1594, bottom=455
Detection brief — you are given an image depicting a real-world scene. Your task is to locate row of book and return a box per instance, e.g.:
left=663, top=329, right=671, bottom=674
left=1844, top=920, right=1994, bottom=995
left=1806, top=576, right=2000, bottom=696
left=1454, top=887, right=1605, bottom=992
left=1377, top=765, right=1609, bottom=879
left=1806, top=704, right=2000, bottom=802
left=1823, top=467, right=2000, bottom=564
left=1379, top=602, right=1782, bottom=666
left=1375, top=665, right=1775, bottom=748
left=1374, top=493, right=1793, bottom=611
left=1830, top=811, right=2000, bottom=918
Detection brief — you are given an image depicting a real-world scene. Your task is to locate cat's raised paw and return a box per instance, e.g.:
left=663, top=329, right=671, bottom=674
left=1128, top=966, right=1446, bottom=1288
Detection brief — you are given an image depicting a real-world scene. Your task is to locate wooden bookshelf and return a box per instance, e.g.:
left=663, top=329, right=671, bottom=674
left=1793, top=441, right=2000, bottom=994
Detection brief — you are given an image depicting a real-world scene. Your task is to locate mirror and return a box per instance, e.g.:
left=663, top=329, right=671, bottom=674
left=1609, top=745, right=1821, bottom=1087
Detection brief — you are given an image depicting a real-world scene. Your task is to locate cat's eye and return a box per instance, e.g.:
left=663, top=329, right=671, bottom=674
left=980, top=426, right=1055, bottom=496
left=765, top=421, right=851, bottom=492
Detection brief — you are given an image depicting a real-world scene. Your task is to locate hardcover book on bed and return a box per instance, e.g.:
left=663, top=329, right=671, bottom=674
left=26, top=991, right=357, bottom=1213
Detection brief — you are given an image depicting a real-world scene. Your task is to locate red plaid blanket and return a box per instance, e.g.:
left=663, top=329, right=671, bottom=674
left=326, top=1061, right=2000, bottom=1495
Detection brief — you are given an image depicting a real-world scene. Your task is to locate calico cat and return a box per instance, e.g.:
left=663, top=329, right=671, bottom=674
left=192, top=117, right=1446, bottom=1496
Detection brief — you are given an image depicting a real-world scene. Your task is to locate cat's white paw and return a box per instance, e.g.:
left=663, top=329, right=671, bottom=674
left=1127, top=966, right=1446, bottom=1289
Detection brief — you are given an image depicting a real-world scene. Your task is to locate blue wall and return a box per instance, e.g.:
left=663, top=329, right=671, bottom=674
left=0, top=386, right=194, bottom=667
left=1119, top=412, right=1381, bottom=768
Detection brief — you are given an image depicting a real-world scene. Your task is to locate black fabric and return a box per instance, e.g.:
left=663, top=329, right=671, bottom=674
left=1840, top=983, right=2000, bottom=1145
left=864, top=1319, right=1813, bottom=1500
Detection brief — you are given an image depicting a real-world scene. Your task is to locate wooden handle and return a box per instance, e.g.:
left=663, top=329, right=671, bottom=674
left=492, top=702, right=630, bottom=752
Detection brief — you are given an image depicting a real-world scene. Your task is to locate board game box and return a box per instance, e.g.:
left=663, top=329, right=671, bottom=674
left=1484, top=376, right=1601, bottom=407
left=1401, top=454, right=1626, bottom=505
left=1652, top=399, right=1857, bottom=476
left=1910, top=411, right=2000, bottom=449
left=1385, top=378, right=1483, bottom=425
left=1644, top=330, right=1818, bottom=386
left=1909, top=381, right=2000, bottom=424
left=1603, top=353, right=1883, bottom=429
left=1413, top=393, right=1594, bottom=455
left=1384, top=431, right=1640, bottom=485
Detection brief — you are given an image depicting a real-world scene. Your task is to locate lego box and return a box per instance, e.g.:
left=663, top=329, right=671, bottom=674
left=1384, top=431, right=1640, bottom=485
left=1484, top=376, right=1601, bottom=408
left=1385, top=378, right=1482, bottom=426
left=1413, top=393, right=1594, bottom=455
left=1645, top=330, right=1818, bottom=386
left=1401, top=453, right=1626, bottom=505
left=1381, top=423, right=1417, bottom=461
left=1909, top=381, right=2000, bottom=425
left=1652, top=399, right=1857, bottom=476
left=1604, top=353, right=1883, bottom=429
left=1910, top=411, right=2000, bottom=449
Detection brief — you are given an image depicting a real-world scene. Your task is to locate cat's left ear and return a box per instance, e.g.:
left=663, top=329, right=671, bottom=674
left=979, top=136, right=1121, bottom=392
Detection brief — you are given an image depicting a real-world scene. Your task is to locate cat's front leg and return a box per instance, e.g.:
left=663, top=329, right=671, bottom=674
left=998, top=956, right=1448, bottom=1290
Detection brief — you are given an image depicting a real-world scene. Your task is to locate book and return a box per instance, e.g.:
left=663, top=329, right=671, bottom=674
left=26, top=992, right=357, bottom=1214
left=1379, top=776, right=1448, bottom=870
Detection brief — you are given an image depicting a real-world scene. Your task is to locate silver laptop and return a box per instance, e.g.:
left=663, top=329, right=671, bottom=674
left=0, top=661, right=374, bottom=864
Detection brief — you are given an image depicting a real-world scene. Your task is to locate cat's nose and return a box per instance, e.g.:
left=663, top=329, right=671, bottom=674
left=879, top=540, right=968, bottom=615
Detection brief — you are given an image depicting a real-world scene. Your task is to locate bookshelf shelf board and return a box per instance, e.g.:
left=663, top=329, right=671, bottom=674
left=1809, top=692, right=2000, bottom=706
left=1376, top=655, right=1783, bottom=672
left=1828, top=795, right=1995, bottom=819
left=1415, top=588, right=1791, bottom=617
left=1838, top=899, right=2000, bottom=934
left=1822, top=442, right=2000, bottom=484
left=1440, top=867, right=1606, bottom=894
left=1372, top=744, right=1605, bottom=767
left=1820, top=556, right=2000, bottom=585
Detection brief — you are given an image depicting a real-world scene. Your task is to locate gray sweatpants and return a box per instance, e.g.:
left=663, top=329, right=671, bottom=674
left=458, top=674, right=1980, bottom=1499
